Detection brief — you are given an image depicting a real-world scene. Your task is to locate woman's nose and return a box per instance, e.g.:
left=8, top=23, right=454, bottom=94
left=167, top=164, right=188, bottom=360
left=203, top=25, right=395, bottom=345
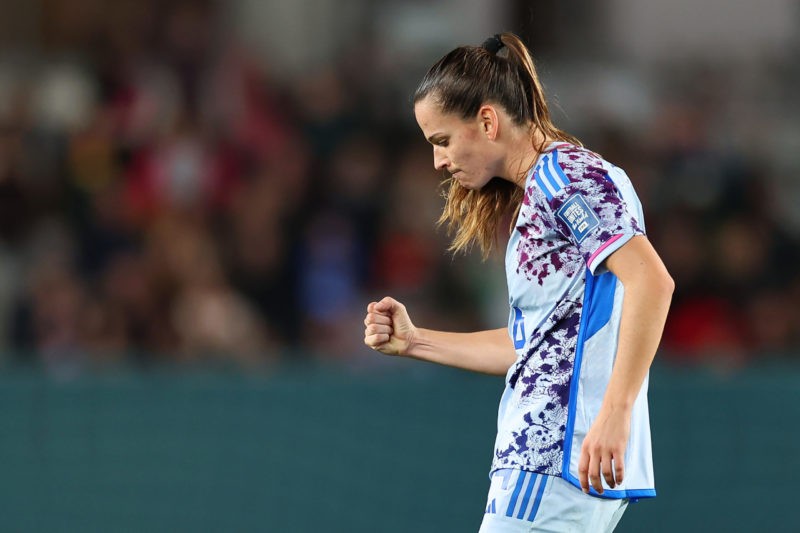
left=433, top=149, right=449, bottom=171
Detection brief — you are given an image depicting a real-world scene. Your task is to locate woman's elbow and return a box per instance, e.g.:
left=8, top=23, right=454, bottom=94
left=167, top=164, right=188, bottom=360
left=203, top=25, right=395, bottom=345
left=661, top=270, right=676, bottom=296
left=629, top=267, right=674, bottom=300
left=653, top=269, right=675, bottom=304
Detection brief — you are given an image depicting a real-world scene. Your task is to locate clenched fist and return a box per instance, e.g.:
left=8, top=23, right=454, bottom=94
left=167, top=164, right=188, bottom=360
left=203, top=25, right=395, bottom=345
left=363, top=297, right=417, bottom=356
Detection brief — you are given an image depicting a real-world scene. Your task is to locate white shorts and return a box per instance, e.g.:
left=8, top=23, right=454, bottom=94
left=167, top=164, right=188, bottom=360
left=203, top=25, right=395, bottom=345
left=478, top=469, right=628, bottom=533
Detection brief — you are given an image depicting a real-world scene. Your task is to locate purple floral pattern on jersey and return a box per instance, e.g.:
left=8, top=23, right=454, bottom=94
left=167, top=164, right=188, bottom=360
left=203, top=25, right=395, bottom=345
left=493, top=295, right=583, bottom=474
left=514, top=208, right=582, bottom=285
left=492, top=144, right=643, bottom=476
left=550, top=147, right=643, bottom=264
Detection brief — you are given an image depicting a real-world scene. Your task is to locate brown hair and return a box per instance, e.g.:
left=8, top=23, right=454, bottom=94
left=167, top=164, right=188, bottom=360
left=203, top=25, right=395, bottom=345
left=414, top=32, right=581, bottom=258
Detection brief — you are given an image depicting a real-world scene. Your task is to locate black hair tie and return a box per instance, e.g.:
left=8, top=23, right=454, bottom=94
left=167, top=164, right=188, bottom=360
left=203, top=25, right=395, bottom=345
left=481, top=34, right=504, bottom=54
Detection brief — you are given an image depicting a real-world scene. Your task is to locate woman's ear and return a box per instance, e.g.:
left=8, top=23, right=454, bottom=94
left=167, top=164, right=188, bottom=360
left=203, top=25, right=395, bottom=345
left=478, top=104, right=500, bottom=141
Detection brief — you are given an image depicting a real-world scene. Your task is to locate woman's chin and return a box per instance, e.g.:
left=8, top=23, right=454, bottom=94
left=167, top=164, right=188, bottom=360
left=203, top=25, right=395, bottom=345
left=457, top=176, right=493, bottom=190
left=454, top=174, right=478, bottom=190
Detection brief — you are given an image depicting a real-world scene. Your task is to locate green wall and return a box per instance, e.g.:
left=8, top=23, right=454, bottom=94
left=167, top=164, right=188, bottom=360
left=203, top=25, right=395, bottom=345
left=0, top=360, right=798, bottom=532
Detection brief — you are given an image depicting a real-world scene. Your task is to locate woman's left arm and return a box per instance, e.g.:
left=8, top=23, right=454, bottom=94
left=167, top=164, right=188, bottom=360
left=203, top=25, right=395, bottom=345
left=578, top=235, right=675, bottom=495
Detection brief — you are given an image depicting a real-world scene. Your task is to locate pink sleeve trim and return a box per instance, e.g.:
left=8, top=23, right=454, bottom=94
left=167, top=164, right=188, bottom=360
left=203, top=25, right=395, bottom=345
left=587, top=234, right=624, bottom=269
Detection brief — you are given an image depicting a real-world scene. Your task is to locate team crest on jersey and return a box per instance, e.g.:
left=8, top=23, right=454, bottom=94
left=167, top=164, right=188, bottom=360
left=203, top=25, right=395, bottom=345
left=556, top=194, right=599, bottom=243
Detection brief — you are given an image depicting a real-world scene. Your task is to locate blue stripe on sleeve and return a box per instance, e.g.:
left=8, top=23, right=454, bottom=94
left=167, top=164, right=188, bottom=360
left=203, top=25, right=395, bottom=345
left=550, top=150, right=571, bottom=187
left=534, top=173, right=554, bottom=201
left=527, top=475, right=548, bottom=522
left=505, top=471, right=527, bottom=517
left=541, top=161, right=564, bottom=196
left=533, top=154, right=556, bottom=200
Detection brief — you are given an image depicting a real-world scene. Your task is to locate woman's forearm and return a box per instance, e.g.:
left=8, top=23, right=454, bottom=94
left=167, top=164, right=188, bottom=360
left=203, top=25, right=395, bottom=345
left=406, top=327, right=517, bottom=376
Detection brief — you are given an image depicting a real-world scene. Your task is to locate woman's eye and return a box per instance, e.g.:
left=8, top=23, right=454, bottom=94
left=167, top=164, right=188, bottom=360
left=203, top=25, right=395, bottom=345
left=437, top=140, right=449, bottom=147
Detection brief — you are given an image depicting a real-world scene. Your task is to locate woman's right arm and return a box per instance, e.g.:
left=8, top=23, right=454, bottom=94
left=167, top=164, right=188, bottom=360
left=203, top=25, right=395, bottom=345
left=363, top=297, right=517, bottom=376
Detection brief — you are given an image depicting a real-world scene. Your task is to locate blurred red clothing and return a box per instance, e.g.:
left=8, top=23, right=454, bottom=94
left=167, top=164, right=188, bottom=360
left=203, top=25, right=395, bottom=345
left=662, top=295, right=747, bottom=361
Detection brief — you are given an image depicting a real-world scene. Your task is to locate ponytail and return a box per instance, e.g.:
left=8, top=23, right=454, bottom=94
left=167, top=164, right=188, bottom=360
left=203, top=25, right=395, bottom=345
left=414, top=32, right=580, bottom=258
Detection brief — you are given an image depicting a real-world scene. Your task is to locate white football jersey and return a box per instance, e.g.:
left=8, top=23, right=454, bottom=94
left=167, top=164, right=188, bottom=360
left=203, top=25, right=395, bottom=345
left=493, top=141, right=655, bottom=500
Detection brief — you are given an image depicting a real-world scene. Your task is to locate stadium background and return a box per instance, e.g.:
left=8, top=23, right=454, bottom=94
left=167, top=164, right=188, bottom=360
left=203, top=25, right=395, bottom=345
left=0, top=0, right=798, bottom=531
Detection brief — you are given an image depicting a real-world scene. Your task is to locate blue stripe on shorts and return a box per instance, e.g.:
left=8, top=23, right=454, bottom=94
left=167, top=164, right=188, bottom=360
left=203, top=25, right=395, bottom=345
left=494, top=470, right=549, bottom=523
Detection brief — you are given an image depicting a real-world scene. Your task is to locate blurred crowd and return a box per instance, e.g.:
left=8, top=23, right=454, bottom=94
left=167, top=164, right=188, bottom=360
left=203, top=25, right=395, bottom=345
left=0, top=0, right=798, bottom=375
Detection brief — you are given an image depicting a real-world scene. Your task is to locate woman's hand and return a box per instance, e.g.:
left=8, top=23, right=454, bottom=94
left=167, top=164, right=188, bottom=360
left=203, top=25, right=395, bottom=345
left=578, top=406, right=631, bottom=495
left=363, top=297, right=417, bottom=356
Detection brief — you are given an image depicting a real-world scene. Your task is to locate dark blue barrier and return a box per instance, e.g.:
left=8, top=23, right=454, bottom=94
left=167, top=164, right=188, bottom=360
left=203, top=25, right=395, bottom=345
left=0, top=359, right=798, bottom=532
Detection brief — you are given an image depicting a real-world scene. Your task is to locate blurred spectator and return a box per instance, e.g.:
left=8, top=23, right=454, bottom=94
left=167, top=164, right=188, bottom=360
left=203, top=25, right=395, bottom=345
left=297, top=209, right=365, bottom=360
left=0, top=0, right=798, bottom=374
left=223, top=165, right=299, bottom=347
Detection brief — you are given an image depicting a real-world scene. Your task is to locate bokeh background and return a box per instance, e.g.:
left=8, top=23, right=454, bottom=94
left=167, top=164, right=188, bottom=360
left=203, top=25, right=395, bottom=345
left=0, top=0, right=799, bottom=531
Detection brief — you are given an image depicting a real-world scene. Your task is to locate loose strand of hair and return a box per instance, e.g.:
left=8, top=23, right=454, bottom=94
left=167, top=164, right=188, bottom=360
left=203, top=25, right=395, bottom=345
left=438, top=177, right=521, bottom=259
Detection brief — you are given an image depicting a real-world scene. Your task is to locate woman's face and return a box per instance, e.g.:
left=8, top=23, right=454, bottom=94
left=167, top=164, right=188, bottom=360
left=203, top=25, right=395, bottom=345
left=414, top=97, right=501, bottom=190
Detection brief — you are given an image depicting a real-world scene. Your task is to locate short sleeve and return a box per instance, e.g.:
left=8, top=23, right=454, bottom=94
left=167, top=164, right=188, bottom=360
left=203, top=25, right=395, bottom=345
left=535, top=149, right=644, bottom=274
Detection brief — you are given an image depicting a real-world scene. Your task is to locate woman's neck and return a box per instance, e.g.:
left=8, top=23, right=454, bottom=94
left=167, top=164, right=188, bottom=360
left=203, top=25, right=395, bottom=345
left=506, top=128, right=554, bottom=188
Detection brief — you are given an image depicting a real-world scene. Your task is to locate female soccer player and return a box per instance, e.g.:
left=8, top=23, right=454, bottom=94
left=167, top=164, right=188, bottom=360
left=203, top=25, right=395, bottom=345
left=363, top=33, right=673, bottom=532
